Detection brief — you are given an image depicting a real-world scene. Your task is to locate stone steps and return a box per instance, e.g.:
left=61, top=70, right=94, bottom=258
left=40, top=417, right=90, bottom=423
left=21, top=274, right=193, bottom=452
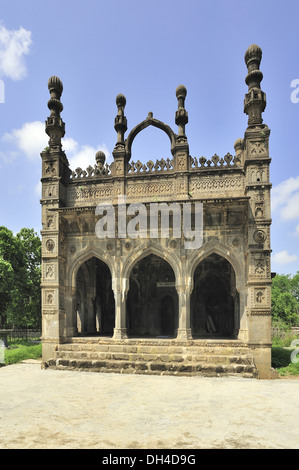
left=55, top=349, right=254, bottom=365
left=45, top=339, right=258, bottom=378
left=46, top=357, right=256, bottom=378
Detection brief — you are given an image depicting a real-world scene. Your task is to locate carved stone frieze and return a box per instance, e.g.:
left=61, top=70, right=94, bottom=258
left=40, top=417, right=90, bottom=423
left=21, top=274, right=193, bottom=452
left=190, top=175, right=244, bottom=196
left=42, top=260, right=58, bottom=283
left=42, top=288, right=58, bottom=310
left=249, top=253, right=271, bottom=279
left=126, top=180, right=174, bottom=200
left=250, top=285, right=271, bottom=308
left=248, top=140, right=268, bottom=158
left=67, top=185, right=114, bottom=206
left=42, top=235, right=58, bottom=257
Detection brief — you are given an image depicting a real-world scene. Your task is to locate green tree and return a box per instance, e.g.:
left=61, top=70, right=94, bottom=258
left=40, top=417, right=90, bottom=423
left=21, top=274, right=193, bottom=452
left=271, top=273, right=299, bottom=326
left=0, top=226, right=41, bottom=328
left=0, top=255, right=14, bottom=326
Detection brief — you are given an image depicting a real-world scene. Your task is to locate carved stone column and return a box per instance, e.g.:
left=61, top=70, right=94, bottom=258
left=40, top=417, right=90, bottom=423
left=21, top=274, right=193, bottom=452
left=112, top=267, right=128, bottom=339
left=176, top=284, right=192, bottom=340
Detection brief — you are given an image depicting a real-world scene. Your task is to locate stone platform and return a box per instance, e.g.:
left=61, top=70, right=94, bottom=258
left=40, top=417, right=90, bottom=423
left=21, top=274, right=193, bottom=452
left=45, top=337, right=258, bottom=378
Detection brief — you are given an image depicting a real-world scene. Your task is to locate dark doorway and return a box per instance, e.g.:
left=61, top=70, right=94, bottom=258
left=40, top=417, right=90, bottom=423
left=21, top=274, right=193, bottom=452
left=126, top=254, right=178, bottom=338
left=191, top=254, right=238, bottom=338
left=76, top=257, right=115, bottom=336
left=161, top=295, right=175, bottom=336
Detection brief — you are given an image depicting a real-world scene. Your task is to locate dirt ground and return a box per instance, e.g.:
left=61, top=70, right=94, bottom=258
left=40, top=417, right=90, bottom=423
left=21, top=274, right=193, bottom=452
left=0, top=360, right=298, bottom=449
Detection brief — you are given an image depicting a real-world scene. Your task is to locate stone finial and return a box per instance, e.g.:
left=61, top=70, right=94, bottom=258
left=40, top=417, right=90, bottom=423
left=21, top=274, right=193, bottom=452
left=175, top=84, right=188, bottom=141
left=45, top=76, right=65, bottom=149
left=244, top=44, right=262, bottom=72
left=243, top=44, right=266, bottom=127
left=234, top=138, right=244, bottom=151
left=95, top=150, right=106, bottom=166
left=114, top=93, right=127, bottom=150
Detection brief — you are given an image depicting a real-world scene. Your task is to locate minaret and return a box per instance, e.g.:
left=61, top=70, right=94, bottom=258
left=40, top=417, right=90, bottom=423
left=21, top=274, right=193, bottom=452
left=40, top=76, right=70, bottom=361
left=243, top=45, right=272, bottom=379
left=174, top=84, right=189, bottom=182
left=175, top=84, right=188, bottom=142
left=112, top=93, right=127, bottom=160
left=46, top=76, right=65, bottom=149
left=244, top=44, right=267, bottom=128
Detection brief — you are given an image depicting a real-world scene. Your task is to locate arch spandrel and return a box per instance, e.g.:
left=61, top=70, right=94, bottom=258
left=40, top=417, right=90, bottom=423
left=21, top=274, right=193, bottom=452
left=125, top=115, right=177, bottom=160
left=121, top=242, right=181, bottom=285
left=68, top=247, right=115, bottom=290
left=187, top=239, right=243, bottom=292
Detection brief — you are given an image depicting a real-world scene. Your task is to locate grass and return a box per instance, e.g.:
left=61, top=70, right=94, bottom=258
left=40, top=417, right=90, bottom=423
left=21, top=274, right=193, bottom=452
left=271, top=346, right=299, bottom=377
left=3, top=340, right=42, bottom=366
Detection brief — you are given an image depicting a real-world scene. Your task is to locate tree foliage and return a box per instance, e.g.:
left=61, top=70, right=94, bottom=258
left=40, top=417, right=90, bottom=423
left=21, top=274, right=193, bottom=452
left=0, top=226, right=41, bottom=328
left=271, top=272, right=299, bottom=326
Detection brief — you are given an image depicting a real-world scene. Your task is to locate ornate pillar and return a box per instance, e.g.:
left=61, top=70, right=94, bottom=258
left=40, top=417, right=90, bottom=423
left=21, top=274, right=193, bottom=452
left=112, top=263, right=128, bottom=339
left=243, top=44, right=272, bottom=378
left=176, top=283, right=192, bottom=341
left=41, top=76, right=71, bottom=363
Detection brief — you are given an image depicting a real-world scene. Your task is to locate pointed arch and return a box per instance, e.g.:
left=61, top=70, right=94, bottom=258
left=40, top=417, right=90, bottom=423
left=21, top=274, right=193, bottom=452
left=122, top=242, right=181, bottom=286
left=125, top=115, right=177, bottom=160
left=187, top=239, right=243, bottom=293
left=125, top=250, right=179, bottom=338
left=68, top=246, right=115, bottom=291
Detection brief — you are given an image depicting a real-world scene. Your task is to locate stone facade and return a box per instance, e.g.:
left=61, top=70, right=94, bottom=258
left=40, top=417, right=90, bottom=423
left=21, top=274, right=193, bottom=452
left=41, top=45, right=273, bottom=378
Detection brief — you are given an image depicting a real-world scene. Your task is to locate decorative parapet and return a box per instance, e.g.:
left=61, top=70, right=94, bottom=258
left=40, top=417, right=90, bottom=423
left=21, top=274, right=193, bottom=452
left=127, top=158, right=174, bottom=175
left=69, top=152, right=241, bottom=180
left=70, top=162, right=112, bottom=179
left=189, top=153, right=240, bottom=170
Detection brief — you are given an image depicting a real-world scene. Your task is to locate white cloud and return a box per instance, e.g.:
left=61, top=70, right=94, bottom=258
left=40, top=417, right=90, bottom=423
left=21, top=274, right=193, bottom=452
left=0, top=24, right=32, bottom=80
left=3, top=121, right=47, bottom=160
left=1, top=120, right=111, bottom=172
left=271, top=176, right=299, bottom=212
left=34, top=181, right=41, bottom=197
left=62, top=137, right=78, bottom=154
left=295, top=224, right=299, bottom=236
left=281, top=192, right=299, bottom=220
left=67, top=142, right=111, bottom=170
left=272, top=250, right=298, bottom=265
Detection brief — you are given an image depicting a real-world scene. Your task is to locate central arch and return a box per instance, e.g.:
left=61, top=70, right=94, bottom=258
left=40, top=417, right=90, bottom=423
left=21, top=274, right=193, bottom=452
left=191, top=253, right=239, bottom=338
left=126, top=253, right=179, bottom=338
left=125, top=115, right=176, bottom=160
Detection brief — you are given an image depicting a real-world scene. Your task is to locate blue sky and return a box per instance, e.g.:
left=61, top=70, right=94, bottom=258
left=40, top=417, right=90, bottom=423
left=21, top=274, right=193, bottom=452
left=0, top=0, right=299, bottom=275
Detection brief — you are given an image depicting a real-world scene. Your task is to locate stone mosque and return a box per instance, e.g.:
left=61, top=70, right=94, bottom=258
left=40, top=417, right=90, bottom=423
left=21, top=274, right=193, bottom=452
left=41, top=44, right=274, bottom=379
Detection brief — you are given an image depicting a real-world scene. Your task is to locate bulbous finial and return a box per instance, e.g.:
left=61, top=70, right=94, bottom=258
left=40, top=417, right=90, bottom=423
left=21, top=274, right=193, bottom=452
left=234, top=138, right=244, bottom=151
left=243, top=44, right=266, bottom=127
left=47, top=76, right=63, bottom=116
left=113, top=93, right=127, bottom=154
left=95, top=150, right=106, bottom=165
left=244, top=44, right=262, bottom=69
left=116, top=93, right=126, bottom=109
left=175, top=84, right=188, bottom=139
left=48, top=76, right=63, bottom=94
left=176, top=84, right=187, bottom=100
left=45, top=75, right=65, bottom=149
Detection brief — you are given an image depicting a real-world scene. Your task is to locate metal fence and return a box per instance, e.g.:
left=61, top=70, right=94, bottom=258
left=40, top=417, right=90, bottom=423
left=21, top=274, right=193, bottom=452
left=0, top=328, right=41, bottom=346
left=271, top=326, right=299, bottom=338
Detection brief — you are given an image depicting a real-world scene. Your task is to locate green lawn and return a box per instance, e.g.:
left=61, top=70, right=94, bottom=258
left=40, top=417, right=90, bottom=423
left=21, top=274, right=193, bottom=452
left=272, top=346, right=299, bottom=376
left=3, top=340, right=42, bottom=365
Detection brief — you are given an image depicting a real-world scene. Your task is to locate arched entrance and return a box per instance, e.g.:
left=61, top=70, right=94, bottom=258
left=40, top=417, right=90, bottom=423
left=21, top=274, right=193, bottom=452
left=191, top=253, right=239, bottom=338
left=126, top=254, right=178, bottom=338
left=75, top=257, right=115, bottom=336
